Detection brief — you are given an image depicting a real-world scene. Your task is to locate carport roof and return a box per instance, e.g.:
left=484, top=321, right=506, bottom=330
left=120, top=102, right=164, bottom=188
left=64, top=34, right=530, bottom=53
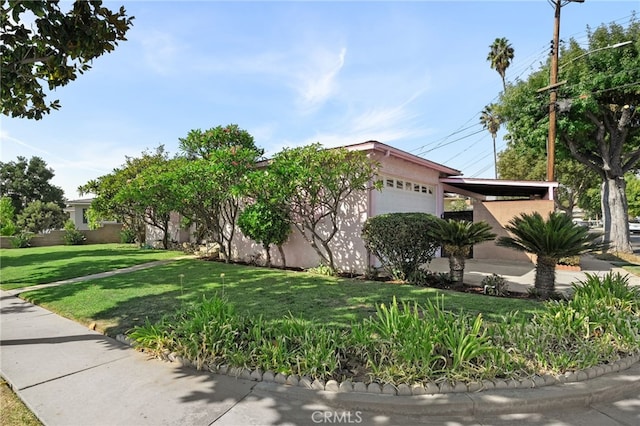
left=440, top=177, right=558, bottom=201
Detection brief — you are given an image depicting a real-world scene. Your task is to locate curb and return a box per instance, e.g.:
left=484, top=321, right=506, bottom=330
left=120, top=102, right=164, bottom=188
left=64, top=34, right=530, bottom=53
left=116, top=334, right=640, bottom=414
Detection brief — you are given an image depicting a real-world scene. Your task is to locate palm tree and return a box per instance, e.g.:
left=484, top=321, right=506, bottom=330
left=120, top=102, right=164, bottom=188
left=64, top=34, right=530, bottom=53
left=480, top=104, right=502, bottom=179
left=433, top=219, right=496, bottom=285
left=496, top=212, right=604, bottom=298
left=487, top=37, right=514, bottom=92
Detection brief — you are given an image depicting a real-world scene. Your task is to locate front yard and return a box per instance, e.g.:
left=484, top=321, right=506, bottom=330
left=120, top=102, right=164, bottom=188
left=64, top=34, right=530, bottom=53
left=3, top=245, right=638, bottom=386
left=0, top=243, right=183, bottom=291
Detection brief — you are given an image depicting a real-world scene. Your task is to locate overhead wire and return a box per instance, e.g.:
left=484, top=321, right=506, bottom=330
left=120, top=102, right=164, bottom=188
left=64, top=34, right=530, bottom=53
left=409, top=11, right=635, bottom=178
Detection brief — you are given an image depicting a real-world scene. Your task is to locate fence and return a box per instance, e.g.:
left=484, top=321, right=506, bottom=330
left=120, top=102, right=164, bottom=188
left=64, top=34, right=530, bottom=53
left=0, top=224, right=123, bottom=249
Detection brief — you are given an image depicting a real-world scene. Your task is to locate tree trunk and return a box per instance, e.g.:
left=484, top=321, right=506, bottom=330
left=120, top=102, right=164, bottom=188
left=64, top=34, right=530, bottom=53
left=449, top=255, right=466, bottom=285
left=534, top=256, right=557, bottom=298
left=263, top=244, right=271, bottom=268
left=277, top=245, right=287, bottom=268
left=602, top=177, right=632, bottom=253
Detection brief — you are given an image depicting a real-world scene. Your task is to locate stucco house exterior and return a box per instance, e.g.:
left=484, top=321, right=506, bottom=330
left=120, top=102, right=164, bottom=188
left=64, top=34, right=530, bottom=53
left=147, top=141, right=558, bottom=274
left=64, top=198, right=94, bottom=230
left=64, top=198, right=120, bottom=231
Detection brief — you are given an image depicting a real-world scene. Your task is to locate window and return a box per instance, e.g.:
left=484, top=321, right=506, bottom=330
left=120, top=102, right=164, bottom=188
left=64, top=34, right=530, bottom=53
left=82, top=208, right=88, bottom=224
left=386, top=179, right=394, bottom=188
left=396, top=180, right=404, bottom=189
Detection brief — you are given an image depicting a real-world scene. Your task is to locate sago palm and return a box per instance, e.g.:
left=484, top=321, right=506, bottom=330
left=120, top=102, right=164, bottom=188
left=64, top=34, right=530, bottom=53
left=433, top=219, right=496, bottom=285
left=496, top=212, right=604, bottom=298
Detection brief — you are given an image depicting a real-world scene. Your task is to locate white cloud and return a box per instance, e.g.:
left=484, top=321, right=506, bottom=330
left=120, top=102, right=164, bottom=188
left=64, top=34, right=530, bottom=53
left=295, top=46, right=347, bottom=109
left=139, top=30, right=184, bottom=75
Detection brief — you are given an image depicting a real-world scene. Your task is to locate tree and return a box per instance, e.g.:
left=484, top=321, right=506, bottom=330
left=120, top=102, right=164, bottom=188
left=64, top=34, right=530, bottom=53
left=269, top=143, right=381, bottom=272
left=480, top=104, right=502, bottom=178
left=172, top=125, right=264, bottom=260
left=496, top=18, right=640, bottom=252
left=178, top=124, right=264, bottom=160
left=487, top=37, right=514, bottom=92
left=119, top=155, right=182, bottom=249
left=240, top=167, right=293, bottom=268
left=0, top=196, right=17, bottom=235
left=16, top=200, right=66, bottom=233
left=238, top=202, right=291, bottom=268
left=1, top=0, right=134, bottom=119
left=432, top=219, right=496, bottom=285
left=496, top=212, right=603, bottom=298
left=79, top=147, right=171, bottom=245
left=0, top=156, right=65, bottom=214
left=171, top=148, right=258, bottom=261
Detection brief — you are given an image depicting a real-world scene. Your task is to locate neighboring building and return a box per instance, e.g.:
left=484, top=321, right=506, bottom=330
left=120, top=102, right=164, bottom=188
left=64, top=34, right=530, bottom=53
left=64, top=198, right=119, bottom=230
left=64, top=198, right=93, bottom=230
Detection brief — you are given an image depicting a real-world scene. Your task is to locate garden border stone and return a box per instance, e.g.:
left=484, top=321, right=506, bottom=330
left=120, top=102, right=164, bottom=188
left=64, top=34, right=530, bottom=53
left=116, top=334, right=639, bottom=397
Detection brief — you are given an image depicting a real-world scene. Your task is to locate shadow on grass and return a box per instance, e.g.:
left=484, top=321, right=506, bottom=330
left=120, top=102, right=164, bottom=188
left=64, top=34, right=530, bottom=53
left=19, top=259, right=543, bottom=338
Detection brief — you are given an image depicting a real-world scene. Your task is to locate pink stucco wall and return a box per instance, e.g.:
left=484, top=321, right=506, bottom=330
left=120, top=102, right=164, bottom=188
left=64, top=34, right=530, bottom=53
left=473, top=199, right=555, bottom=262
left=231, top=190, right=370, bottom=273
left=231, top=151, right=448, bottom=274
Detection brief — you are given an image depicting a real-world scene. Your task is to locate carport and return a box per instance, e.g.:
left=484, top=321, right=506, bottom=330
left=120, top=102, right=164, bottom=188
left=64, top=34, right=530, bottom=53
left=439, top=177, right=559, bottom=262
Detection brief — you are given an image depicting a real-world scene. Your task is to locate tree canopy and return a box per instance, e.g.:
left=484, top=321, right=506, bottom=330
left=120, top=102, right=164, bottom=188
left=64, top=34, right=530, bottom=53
left=1, top=0, right=134, bottom=119
left=178, top=124, right=264, bottom=160
left=268, top=143, right=381, bottom=272
left=0, top=156, right=65, bottom=213
left=496, top=17, right=640, bottom=252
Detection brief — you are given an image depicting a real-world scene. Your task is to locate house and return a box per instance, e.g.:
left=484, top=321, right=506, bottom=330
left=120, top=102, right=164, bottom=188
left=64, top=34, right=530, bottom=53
left=232, top=141, right=555, bottom=274
left=64, top=198, right=119, bottom=231
left=64, top=198, right=93, bottom=230
left=154, top=141, right=557, bottom=273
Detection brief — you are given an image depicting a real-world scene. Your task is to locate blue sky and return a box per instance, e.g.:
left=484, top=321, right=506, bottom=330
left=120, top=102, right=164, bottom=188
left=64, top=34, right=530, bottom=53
left=1, top=0, right=637, bottom=200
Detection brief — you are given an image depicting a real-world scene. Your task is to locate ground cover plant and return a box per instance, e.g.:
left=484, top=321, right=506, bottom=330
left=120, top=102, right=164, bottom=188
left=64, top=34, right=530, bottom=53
left=127, top=271, right=639, bottom=385
left=0, top=243, right=183, bottom=290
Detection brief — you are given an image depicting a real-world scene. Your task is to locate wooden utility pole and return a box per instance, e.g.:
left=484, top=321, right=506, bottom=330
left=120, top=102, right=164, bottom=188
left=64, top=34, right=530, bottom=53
left=547, top=0, right=561, bottom=182
left=546, top=0, right=584, bottom=182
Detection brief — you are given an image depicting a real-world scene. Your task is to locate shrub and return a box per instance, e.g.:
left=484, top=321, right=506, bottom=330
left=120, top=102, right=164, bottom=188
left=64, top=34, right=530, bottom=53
left=1, top=221, right=18, bottom=236
left=120, top=227, right=136, bottom=244
left=306, top=264, right=335, bottom=276
left=62, top=221, right=86, bottom=245
left=362, top=212, right=440, bottom=281
left=10, top=231, right=33, bottom=248
left=481, top=274, right=508, bottom=296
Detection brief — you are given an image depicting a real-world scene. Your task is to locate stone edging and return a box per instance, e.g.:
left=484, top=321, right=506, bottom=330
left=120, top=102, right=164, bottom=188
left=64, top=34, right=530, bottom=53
left=115, top=334, right=639, bottom=396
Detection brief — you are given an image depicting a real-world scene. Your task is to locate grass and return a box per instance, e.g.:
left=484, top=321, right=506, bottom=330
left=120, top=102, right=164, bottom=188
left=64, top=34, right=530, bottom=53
left=595, top=251, right=640, bottom=276
left=18, top=258, right=544, bottom=337
left=1, top=378, right=42, bottom=426
left=0, top=243, right=183, bottom=290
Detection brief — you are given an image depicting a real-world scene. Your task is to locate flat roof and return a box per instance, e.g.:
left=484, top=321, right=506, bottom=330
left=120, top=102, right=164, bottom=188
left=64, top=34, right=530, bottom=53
left=440, top=177, right=558, bottom=200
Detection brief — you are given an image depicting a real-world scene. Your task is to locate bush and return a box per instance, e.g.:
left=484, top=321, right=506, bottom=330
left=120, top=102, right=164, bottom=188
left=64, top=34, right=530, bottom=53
left=362, top=212, right=440, bottom=281
left=1, top=221, right=18, bottom=236
left=10, top=231, right=33, bottom=248
left=62, top=221, right=86, bottom=245
left=120, top=228, right=136, bottom=244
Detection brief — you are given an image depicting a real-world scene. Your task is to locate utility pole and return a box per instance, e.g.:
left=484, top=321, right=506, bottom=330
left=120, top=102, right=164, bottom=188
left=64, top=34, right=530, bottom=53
left=546, top=0, right=584, bottom=182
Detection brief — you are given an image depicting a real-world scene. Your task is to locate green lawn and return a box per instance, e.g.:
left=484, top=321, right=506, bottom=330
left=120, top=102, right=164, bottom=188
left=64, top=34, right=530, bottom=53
left=18, top=257, right=544, bottom=337
left=0, top=244, right=183, bottom=290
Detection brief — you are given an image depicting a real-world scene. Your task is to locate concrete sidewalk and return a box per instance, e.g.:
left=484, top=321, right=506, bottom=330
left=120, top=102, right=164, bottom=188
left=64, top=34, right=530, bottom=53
left=2, top=256, right=640, bottom=425
left=428, top=254, right=640, bottom=294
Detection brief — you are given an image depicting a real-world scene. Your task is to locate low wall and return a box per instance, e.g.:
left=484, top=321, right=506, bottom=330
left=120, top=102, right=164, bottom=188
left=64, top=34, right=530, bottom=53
left=0, top=224, right=123, bottom=249
left=473, top=199, right=554, bottom=262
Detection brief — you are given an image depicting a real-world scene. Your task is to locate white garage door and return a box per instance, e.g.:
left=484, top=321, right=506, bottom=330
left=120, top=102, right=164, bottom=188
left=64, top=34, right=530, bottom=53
left=373, top=176, right=437, bottom=216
